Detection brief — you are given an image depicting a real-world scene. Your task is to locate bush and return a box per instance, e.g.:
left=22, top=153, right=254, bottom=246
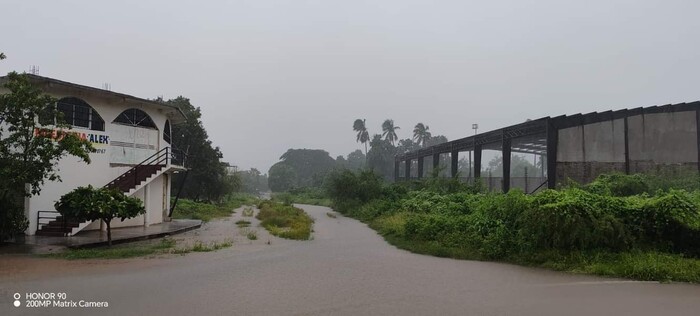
left=585, top=173, right=650, bottom=197
left=256, top=200, right=314, bottom=240
left=520, top=188, right=631, bottom=251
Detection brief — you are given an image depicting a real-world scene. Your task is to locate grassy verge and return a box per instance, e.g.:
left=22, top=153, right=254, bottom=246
left=273, top=190, right=332, bottom=207
left=44, top=238, right=233, bottom=260
left=256, top=200, right=314, bottom=240
left=172, top=193, right=257, bottom=221
left=370, top=213, right=700, bottom=283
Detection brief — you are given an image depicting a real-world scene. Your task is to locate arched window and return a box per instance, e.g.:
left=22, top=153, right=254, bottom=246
left=44, top=97, right=105, bottom=131
left=163, top=120, right=171, bottom=144
left=113, top=108, right=157, bottom=129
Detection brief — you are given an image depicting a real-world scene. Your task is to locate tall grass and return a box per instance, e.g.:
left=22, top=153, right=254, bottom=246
left=256, top=200, right=314, bottom=240
left=171, top=193, right=257, bottom=221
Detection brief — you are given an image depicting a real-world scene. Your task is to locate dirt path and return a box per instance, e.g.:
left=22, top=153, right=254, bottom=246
left=1, top=204, right=700, bottom=315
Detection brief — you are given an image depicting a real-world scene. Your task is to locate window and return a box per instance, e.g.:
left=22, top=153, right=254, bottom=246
left=113, top=108, right=157, bottom=129
left=44, top=97, right=105, bottom=131
left=163, top=120, right=171, bottom=144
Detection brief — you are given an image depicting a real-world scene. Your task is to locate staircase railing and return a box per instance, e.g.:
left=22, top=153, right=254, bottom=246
left=36, top=210, right=65, bottom=235
left=105, top=146, right=186, bottom=190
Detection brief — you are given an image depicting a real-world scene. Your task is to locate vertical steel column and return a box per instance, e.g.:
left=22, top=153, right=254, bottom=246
left=696, top=110, right=700, bottom=174
left=417, top=157, right=424, bottom=179
left=502, top=138, right=511, bottom=193
left=624, top=116, right=630, bottom=174
left=474, top=145, right=482, bottom=178
left=433, top=153, right=440, bottom=175
left=451, top=150, right=459, bottom=178
left=405, top=159, right=411, bottom=179
left=394, top=159, right=400, bottom=182
left=546, top=120, right=558, bottom=189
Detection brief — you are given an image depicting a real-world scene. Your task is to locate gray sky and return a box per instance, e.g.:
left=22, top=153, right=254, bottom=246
left=2, top=0, right=699, bottom=172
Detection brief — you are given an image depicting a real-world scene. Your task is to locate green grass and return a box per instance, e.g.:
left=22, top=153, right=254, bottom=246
left=273, top=191, right=333, bottom=207
left=257, top=200, right=314, bottom=240
left=171, top=193, right=257, bottom=222
left=235, top=220, right=251, bottom=227
left=44, top=237, right=235, bottom=259
left=45, top=238, right=177, bottom=260
left=239, top=227, right=258, bottom=240
left=172, top=240, right=233, bottom=254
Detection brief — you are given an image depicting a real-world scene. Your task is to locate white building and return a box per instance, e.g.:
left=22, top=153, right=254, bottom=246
left=0, top=74, right=187, bottom=236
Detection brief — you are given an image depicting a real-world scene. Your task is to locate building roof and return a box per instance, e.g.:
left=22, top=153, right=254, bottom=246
left=0, top=74, right=187, bottom=124
left=397, top=100, right=700, bottom=160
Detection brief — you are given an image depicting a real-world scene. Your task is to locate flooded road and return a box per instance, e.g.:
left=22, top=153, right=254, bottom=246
left=2, top=204, right=700, bottom=315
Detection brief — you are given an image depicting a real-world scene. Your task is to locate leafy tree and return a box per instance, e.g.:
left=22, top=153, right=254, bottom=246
left=396, top=138, right=421, bottom=155
left=55, top=186, right=145, bottom=246
left=413, top=123, right=432, bottom=147
left=381, top=119, right=400, bottom=145
left=278, top=149, right=337, bottom=187
left=485, top=154, right=539, bottom=177
left=0, top=52, right=5, bottom=60
left=268, top=163, right=297, bottom=192
left=425, top=135, right=448, bottom=147
left=164, top=96, right=230, bottom=202
left=346, top=149, right=366, bottom=170
left=367, top=134, right=396, bottom=180
left=238, top=168, right=269, bottom=194
left=0, top=72, right=93, bottom=239
left=335, top=155, right=348, bottom=169
left=353, top=119, right=370, bottom=156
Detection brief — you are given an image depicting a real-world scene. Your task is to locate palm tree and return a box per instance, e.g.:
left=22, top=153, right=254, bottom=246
left=353, top=119, right=370, bottom=155
left=413, top=123, right=432, bottom=147
left=381, top=119, right=400, bottom=145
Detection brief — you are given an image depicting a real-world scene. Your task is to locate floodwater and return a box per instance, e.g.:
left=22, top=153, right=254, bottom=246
left=1, top=204, right=700, bottom=315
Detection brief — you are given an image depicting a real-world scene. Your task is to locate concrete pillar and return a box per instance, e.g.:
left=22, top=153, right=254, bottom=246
left=451, top=150, right=459, bottom=178
left=502, top=138, right=511, bottom=192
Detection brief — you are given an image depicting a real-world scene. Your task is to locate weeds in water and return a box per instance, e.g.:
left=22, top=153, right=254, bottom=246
left=326, top=212, right=337, bottom=218
left=235, top=220, right=251, bottom=227
left=242, top=207, right=255, bottom=217
left=172, top=239, right=233, bottom=254
left=239, top=227, right=258, bottom=240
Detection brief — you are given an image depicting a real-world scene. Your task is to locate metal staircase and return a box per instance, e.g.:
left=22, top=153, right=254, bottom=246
left=36, top=147, right=185, bottom=236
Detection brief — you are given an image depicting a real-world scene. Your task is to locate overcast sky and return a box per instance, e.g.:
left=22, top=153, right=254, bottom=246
left=2, top=1, right=699, bottom=172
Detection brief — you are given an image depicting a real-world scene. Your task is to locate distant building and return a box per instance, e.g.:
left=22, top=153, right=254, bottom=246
left=0, top=74, right=187, bottom=236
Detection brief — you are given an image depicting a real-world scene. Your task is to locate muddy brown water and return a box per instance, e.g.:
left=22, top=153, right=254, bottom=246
left=1, top=204, right=699, bottom=315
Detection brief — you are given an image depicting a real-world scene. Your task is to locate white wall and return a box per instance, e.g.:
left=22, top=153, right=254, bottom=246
left=0, top=85, right=176, bottom=235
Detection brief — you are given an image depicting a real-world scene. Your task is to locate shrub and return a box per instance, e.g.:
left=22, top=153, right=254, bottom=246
left=519, top=188, right=631, bottom=251
left=585, top=173, right=649, bottom=197
left=256, top=200, right=314, bottom=240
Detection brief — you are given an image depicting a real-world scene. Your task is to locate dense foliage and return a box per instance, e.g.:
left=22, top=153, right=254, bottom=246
left=165, top=96, right=237, bottom=202
left=256, top=200, right=314, bottom=240
left=268, top=149, right=337, bottom=192
left=325, top=170, right=700, bottom=282
left=0, top=72, right=94, bottom=240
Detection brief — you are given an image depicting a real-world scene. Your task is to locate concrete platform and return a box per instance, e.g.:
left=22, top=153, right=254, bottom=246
left=3, top=220, right=201, bottom=253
